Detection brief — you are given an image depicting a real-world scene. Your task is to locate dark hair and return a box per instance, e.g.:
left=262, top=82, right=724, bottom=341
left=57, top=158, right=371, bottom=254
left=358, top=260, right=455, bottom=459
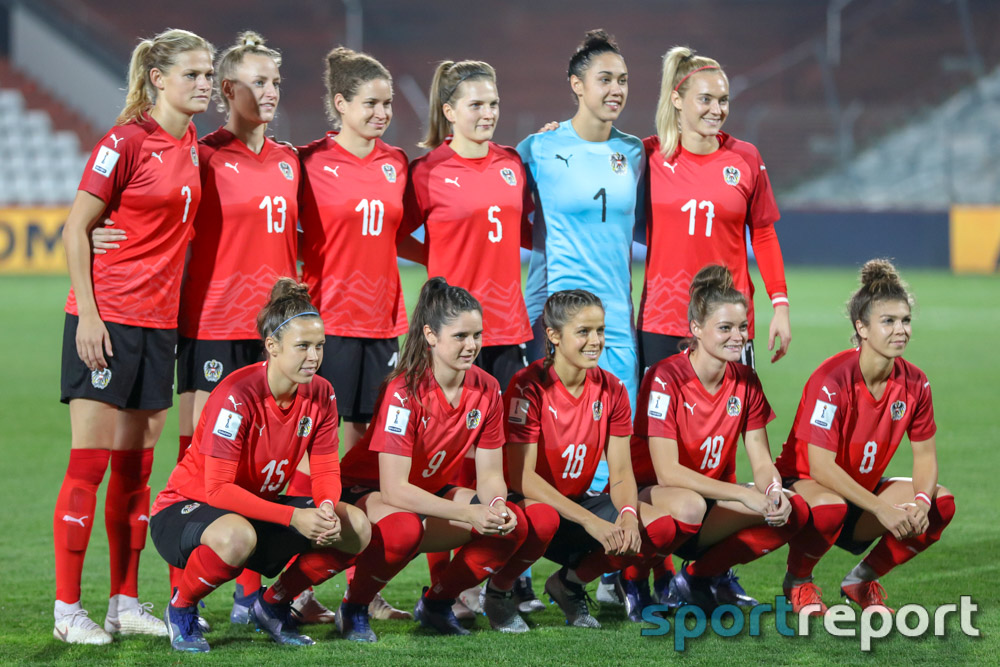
left=256, top=278, right=321, bottom=342
left=323, top=46, right=391, bottom=130
left=847, top=259, right=913, bottom=346
left=391, top=277, right=482, bottom=397
left=567, top=29, right=621, bottom=80
left=420, top=60, right=497, bottom=149
left=684, top=265, right=748, bottom=351
left=541, top=289, right=604, bottom=367
left=215, top=30, right=282, bottom=113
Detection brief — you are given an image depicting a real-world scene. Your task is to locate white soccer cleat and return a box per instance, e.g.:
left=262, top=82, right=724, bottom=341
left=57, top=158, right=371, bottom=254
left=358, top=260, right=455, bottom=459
left=457, top=584, right=484, bottom=615
left=54, top=601, right=113, bottom=645
left=104, top=594, right=168, bottom=636
left=368, top=591, right=413, bottom=620
left=290, top=588, right=337, bottom=624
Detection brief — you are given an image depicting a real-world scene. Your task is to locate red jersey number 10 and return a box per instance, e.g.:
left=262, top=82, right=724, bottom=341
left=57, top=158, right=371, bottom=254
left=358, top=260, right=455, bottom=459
left=356, top=199, right=385, bottom=236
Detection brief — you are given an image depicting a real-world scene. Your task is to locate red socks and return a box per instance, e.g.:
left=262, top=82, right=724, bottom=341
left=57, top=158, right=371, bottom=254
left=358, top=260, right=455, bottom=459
left=106, top=449, right=154, bottom=597
left=864, top=495, right=956, bottom=577
left=178, top=435, right=192, bottom=463
left=786, top=502, right=847, bottom=579
left=173, top=545, right=241, bottom=608
left=426, top=551, right=451, bottom=586
left=53, top=449, right=111, bottom=603
left=489, top=503, right=560, bottom=590
left=345, top=513, right=424, bottom=605
left=235, top=569, right=263, bottom=595
left=263, top=549, right=356, bottom=604
left=575, top=518, right=700, bottom=583
left=426, top=513, right=528, bottom=601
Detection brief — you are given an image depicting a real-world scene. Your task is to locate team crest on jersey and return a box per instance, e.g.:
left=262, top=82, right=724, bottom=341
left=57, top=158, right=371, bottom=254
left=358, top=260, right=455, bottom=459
left=278, top=161, right=294, bottom=180
left=297, top=416, right=313, bottom=437
left=890, top=400, right=906, bottom=421
left=190, top=146, right=199, bottom=166
left=203, top=359, right=223, bottom=383
left=609, top=152, right=627, bottom=175
left=382, top=163, right=397, bottom=183
left=723, top=165, right=741, bottom=186
left=727, top=396, right=742, bottom=417
left=592, top=401, right=603, bottom=421
left=500, top=167, right=517, bottom=186
left=90, top=368, right=112, bottom=389
left=180, top=502, right=201, bottom=515
left=466, top=409, right=482, bottom=430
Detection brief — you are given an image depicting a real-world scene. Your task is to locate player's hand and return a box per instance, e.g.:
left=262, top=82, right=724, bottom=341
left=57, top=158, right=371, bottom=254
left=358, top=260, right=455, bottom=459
left=768, top=304, right=791, bottom=363
left=875, top=502, right=917, bottom=540
left=765, top=491, right=792, bottom=527
left=489, top=500, right=518, bottom=536
left=465, top=504, right=506, bottom=535
left=91, top=219, right=126, bottom=255
left=290, top=507, right=339, bottom=542
left=537, top=121, right=560, bottom=133
left=739, top=486, right=772, bottom=516
left=76, top=313, right=113, bottom=370
left=899, top=501, right=929, bottom=538
left=315, top=501, right=342, bottom=545
left=584, top=516, right=625, bottom=555
left=614, top=511, right=642, bottom=556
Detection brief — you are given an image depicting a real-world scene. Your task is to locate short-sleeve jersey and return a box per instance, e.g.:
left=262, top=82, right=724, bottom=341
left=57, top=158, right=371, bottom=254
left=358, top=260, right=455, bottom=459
left=638, top=133, right=780, bottom=339
left=504, top=360, right=632, bottom=499
left=340, top=366, right=504, bottom=493
left=405, top=141, right=532, bottom=346
left=775, top=349, right=936, bottom=492
left=630, top=351, right=775, bottom=486
left=66, top=118, right=201, bottom=328
left=299, top=134, right=408, bottom=338
left=517, top=123, right=644, bottom=348
left=152, top=362, right=340, bottom=514
left=178, top=129, right=299, bottom=340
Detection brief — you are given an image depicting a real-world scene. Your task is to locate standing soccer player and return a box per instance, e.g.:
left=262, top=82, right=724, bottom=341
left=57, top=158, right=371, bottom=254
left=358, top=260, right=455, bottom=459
left=55, top=29, right=214, bottom=645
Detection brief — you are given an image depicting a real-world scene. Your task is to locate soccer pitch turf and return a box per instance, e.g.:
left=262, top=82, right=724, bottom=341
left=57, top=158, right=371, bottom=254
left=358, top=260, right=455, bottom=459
left=0, top=267, right=996, bottom=665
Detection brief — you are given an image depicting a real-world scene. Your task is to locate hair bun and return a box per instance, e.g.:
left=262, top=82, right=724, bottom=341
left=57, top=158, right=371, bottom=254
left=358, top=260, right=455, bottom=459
left=237, top=30, right=264, bottom=48
left=859, top=258, right=901, bottom=291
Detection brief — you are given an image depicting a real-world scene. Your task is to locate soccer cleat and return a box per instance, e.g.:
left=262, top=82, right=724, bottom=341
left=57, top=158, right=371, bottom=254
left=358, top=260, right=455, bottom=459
left=783, top=581, right=828, bottom=616
left=458, top=584, right=484, bottom=615
left=596, top=572, right=625, bottom=606
left=670, top=565, right=717, bottom=611
left=711, top=570, right=758, bottom=607
left=512, top=576, right=546, bottom=614
left=841, top=580, right=894, bottom=613
left=197, top=601, right=212, bottom=633
left=336, top=601, right=377, bottom=642
left=164, top=603, right=210, bottom=653
left=104, top=595, right=168, bottom=636
left=53, top=602, right=113, bottom=645
left=249, top=597, right=315, bottom=646
left=414, top=588, right=471, bottom=636
left=653, top=574, right=682, bottom=610
left=451, top=598, right=476, bottom=621
left=291, top=588, right=336, bottom=625
left=482, top=586, right=529, bottom=633
left=615, top=573, right=653, bottom=623
left=230, top=584, right=259, bottom=625
left=544, top=569, right=600, bottom=629
left=368, top=591, right=413, bottom=620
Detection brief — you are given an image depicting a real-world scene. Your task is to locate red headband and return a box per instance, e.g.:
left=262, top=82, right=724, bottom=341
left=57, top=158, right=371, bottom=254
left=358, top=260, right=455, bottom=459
left=673, top=65, right=719, bottom=92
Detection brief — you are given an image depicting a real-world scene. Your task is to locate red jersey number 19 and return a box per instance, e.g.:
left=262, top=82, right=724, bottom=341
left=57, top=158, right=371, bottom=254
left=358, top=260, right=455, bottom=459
left=561, top=443, right=587, bottom=479
left=699, top=435, right=724, bottom=470
left=682, top=198, right=715, bottom=237
left=357, top=198, right=384, bottom=236
left=260, top=195, right=288, bottom=233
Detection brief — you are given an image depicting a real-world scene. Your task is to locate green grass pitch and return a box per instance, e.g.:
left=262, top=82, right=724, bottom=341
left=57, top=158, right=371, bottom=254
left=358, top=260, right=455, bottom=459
left=0, top=266, right=996, bottom=665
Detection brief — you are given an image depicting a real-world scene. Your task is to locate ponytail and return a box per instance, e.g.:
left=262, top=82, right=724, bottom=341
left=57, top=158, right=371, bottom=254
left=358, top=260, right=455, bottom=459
left=654, top=46, right=724, bottom=159
left=419, top=60, right=496, bottom=149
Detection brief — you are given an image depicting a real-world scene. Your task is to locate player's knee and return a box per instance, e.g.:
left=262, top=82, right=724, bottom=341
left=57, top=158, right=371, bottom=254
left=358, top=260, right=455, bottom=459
left=672, top=489, right=707, bottom=525
left=339, top=504, right=373, bottom=554
left=205, top=518, right=257, bottom=564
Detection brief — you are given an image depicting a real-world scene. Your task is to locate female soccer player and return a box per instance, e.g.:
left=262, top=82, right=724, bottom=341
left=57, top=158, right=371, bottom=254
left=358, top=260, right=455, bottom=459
left=630, top=265, right=809, bottom=615
left=150, top=279, right=371, bottom=653
left=775, top=259, right=954, bottom=614
left=505, top=290, right=690, bottom=629
left=55, top=28, right=214, bottom=645
left=638, top=46, right=790, bottom=371
left=336, top=278, right=557, bottom=639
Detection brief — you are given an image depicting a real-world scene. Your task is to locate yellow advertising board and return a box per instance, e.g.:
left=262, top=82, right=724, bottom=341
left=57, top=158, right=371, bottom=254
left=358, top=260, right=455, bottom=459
left=0, top=208, right=69, bottom=274
left=950, top=207, right=1000, bottom=273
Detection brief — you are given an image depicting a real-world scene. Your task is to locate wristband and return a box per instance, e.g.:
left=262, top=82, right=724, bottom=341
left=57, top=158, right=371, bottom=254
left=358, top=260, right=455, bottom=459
left=619, top=505, right=638, bottom=519
left=489, top=496, right=506, bottom=508
left=765, top=481, right=782, bottom=496
left=914, top=492, right=932, bottom=507
left=771, top=296, right=789, bottom=307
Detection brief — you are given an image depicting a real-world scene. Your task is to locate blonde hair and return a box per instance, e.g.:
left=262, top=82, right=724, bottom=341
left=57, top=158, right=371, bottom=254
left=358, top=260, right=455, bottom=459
left=847, top=259, right=914, bottom=346
left=215, top=31, right=282, bottom=113
left=117, top=28, right=215, bottom=125
left=323, top=46, right=391, bottom=130
left=654, top=46, right=724, bottom=158
left=420, top=60, right=496, bottom=149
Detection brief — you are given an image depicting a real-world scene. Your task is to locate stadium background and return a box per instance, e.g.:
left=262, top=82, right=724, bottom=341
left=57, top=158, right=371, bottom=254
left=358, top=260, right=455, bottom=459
left=0, top=0, right=997, bottom=663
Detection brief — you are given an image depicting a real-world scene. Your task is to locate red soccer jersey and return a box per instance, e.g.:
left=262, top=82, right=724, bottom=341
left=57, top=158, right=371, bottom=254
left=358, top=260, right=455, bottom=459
left=630, top=351, right=776, bottom=486
left=299, top=134, right=408, bottom=338
left=66, top=118, right=201, bottom=328
left=153, top=362, right=340, bottom=515
left=178, top=129, right=299, bottom=340
left=404, top=141, right=531, bottom=346
left=504, top=360, right=632, bottom=499
left=340, top=366, right=504, bottom=493
left=638, top=133, right=780, bottom=339
left=775, top=349, right=936, bottom=492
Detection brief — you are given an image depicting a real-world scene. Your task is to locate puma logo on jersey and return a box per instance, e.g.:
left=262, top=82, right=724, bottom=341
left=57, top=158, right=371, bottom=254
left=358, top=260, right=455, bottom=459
left=421, top=416, right=429, bottom=428
left=548, top=406, right=558, bottom=419
left=61, top=515, right=88, bottom=527
left=224, top=162, right=239, bottom=173
left=924, top=381, right=930, bottom=389
left=324, top=165, right=339, bottom=177
left=256, top=423, right=265, bottom=436
left=393, top=391, right=408, bottom=405
left=515, top=383, right=527, bottom=396
left=444, top=177, right=461, bottom=187
left=663, top=161, right=678, bottom=174
left=821, top=386, right=836, bottom=401
left=555, top=154, right=572, bottom=167
left=110, top=133, right=123, bottom=148
left=150, top=151, right=163, bottom=163
left=228, top=395, right=242, bottom=410
left=653, top=376, right=668, bottom=390
left=683, top=402, right=696, bottom=414
left=138, top=515, right=149, bottom=523
left=760, top=165, right=767, bottom=171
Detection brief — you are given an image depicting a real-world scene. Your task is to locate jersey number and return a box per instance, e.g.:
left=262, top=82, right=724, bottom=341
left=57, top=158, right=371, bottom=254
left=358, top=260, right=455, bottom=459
left=487, top=205, right=502, bottom=243
left=699, top=435, right=724, bottom=470
left=356, top=199, right=385, bottom=236
left=859, top=440, right=878, bottom=474
left=593, top=188, right=607, bottom=223
left=560, top=443, right=587, bottom=479
left=422, top=450, right=447, bottom=478
left=259, top=195, right=288, bottom=233
left=260, top=458, right=289, bottom=493
left=681, top=199, right=715, bottom=237
left=180, top=186, right=192, bottom=223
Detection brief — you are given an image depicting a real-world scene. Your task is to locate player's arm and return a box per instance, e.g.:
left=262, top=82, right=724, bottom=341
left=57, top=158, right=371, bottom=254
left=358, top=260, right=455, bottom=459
left=63, top=191, right=113, bottom=370
left=474, top=445, right=515, bottom=534
left=748, top=223, right=790, bottom=362
left=908, top=436, right=938, bottom=535
left=743, top=427, right=790, bottom=523
left=605, top=434, right=642, bottom=555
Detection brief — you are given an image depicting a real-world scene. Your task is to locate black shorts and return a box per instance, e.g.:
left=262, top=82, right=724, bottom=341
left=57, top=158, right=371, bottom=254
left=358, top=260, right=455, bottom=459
left=60, top=314, right=176, bottom=410
left=318, top=336, right=399, bottom=423
left=835, top=477, right=891, bottom=555
left=639, top=331, right=755, bottom=373
left=672, top=498, right=719, bottom=561
left=176, top=337, right=264, bottom=393
left=475, top=343, right=529, bottom=390
left=544, top=493, right=620, bottom=568
left=150, top=496, right=315, bottom=578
